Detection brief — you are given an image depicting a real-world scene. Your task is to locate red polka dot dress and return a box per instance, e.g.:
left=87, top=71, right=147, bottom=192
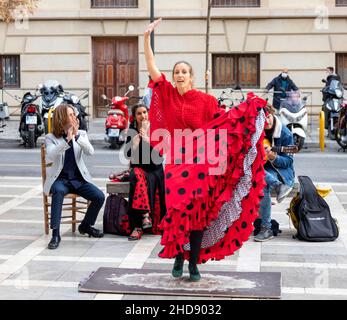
left=149, top=74, right=267, bottom=263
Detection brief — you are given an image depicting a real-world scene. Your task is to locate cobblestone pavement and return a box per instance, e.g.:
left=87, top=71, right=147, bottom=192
left=0, top=176, right=347, bottom=300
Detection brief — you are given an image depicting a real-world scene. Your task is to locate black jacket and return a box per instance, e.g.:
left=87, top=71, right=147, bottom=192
left=266, top=74, right=299, bottom=109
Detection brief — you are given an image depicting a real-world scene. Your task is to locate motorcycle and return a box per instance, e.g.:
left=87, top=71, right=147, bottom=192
left=218, top=86, right=245, bottom=110
left=334, top=98, right=347, bottom=151
left=102, top=85, right=134, bottom=149
left=321, top=78, right=344, bottom=140
left=38, top=80, right=88, bottom=133
left=19, top=91, right=44, bottom=148
left=0, top=87, right=9, bottom=133
left=279, top=91, right=308, bottom=151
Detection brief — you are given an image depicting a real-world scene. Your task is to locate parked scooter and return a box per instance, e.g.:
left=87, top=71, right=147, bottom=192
left=321, top=78, right=345, bottom=140
left=0, top=87, right=9, bottom=133
left=38, top=80, right=88, bottom=133
left=19, top=91, right=44, bottom=148
left=102, top=85, right=134, bottom=149
left=279, top=91, right=308, bottom=151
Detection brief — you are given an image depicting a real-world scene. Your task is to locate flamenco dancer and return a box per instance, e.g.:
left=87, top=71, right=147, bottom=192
left=145, top=19, right=268, bottom=281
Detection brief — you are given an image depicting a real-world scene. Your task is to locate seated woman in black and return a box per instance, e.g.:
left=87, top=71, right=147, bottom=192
left=125, top=103, right=166, bottom=241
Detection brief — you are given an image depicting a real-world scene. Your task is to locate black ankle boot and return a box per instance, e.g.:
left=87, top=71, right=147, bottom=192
left=188, top=263, right=201, bottom=282
left=172, top=253, right=184, bottom=278
left=48, top=235, right=61, bottom=250
left=78, top=224, right=104, bottom=238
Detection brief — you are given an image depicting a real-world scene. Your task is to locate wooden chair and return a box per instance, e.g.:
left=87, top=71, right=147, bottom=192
left=41, top=143, right=89, bottom=235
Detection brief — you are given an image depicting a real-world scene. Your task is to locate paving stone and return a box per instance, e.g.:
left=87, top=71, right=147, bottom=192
left=262, top=253, right=347, bottom=264
left=0, top=187, right=34, bottom=196
left=262, top=244, right=347, bottom=256
left=0, top=197, right=13, bottom=205
left=39, top=241, right=95, bottom=257
left=0, top=210, right=43, bottom=221
left=0, top=239, right=34, bottom=255
left=281, top=293, right=347, bottom=300
left=83, top=240, right=136, bottom=258
left=39, top=287, right=96, bottom=300
left=58, top=262, right=121, bottom=282
left=0, top=286, right=45, bottom=300
left=8, top=261, right=76, bottom=282
left=0, top=223, right=42, bottom=237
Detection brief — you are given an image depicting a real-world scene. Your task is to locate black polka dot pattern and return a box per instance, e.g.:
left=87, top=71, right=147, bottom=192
left=182, top=171, right=189, bottom=178
left=198, top=173, right=205, bottom=180
left=186, top=203, right=194, bottom=210
left=178, top=188, right=186, bottom=195
left=166, top=173, right=172, bottom=179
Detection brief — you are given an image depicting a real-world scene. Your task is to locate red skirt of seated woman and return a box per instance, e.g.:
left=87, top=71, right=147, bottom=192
left=132, top=167, right=162, bottom=235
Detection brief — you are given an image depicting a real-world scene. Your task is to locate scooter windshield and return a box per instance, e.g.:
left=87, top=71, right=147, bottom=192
left=329, top=80, right=344, bottom=98
left=280, top=91, right=305, bottom=113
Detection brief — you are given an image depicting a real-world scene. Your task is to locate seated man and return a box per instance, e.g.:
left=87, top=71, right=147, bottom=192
left=254, top=105, right=295, bottom=242
left=44, top=104, right=105, bottom=249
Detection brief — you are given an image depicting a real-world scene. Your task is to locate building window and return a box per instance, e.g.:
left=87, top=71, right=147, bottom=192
left=336, top=53, right=347, bottom=87
left=336, top=0, right=347, bottom=6
left=0, top=55, right=20, bottom=88
left=212, top=0, right=260, bottom=7
left=212, top=54, right=260, bottom=89
left=91, top=0, right=138, bottom=8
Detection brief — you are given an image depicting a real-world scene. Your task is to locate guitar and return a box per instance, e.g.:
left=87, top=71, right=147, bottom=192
left=264, top=138, right=299, bottom=160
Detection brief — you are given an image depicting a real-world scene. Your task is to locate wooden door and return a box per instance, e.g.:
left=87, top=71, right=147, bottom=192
left=93, top=38, right=138, bottom=118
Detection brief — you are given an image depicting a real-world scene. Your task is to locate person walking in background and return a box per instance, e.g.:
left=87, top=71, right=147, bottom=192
left=266, top=68, right=299, bottom=110
left=44, top=104, right=105, bottom=250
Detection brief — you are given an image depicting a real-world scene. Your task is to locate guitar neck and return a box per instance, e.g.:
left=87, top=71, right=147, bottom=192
left=271, top=145, right=298, bottom=154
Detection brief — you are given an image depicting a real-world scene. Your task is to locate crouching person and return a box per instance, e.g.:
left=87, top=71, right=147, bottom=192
left=255, top=105, right=295, bottom=242
left=43, top=104, right=105, bottom=249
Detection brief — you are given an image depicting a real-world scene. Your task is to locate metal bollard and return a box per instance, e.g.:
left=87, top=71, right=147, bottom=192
left=319, top=111, right=325, bottom=152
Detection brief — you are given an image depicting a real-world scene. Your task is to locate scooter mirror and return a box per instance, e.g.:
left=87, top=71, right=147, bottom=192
left=303, top=97, right=308, bottom=102
left=322, top=79, right=327, bottom=83
left=81, top=93, right=89, bottom=100
left=101, top=94, right=107, bottom=100
left=128, top=85, right=135, bottom=92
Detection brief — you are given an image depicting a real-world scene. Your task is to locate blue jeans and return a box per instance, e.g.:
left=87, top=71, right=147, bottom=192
left=50, top=179, right=105, bottom=230
left=259, top=171, right=281, bottom=229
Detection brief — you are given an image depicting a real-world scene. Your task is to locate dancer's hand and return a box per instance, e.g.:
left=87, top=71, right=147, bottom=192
left=144, top=18, right=162, bottom=37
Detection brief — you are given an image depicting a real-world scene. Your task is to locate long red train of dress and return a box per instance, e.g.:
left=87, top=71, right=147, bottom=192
left=149, top=74, right=267, bottom=264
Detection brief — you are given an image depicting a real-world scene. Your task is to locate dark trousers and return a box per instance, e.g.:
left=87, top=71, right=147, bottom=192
left=50, top=179, right=105, bottom=230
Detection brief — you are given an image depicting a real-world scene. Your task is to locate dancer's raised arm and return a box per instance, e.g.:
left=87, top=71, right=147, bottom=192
left=144, top=18, right=162, bottom=83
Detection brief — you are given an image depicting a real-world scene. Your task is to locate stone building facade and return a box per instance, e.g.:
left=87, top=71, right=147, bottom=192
left=1, top=0, right=347, bottom=118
